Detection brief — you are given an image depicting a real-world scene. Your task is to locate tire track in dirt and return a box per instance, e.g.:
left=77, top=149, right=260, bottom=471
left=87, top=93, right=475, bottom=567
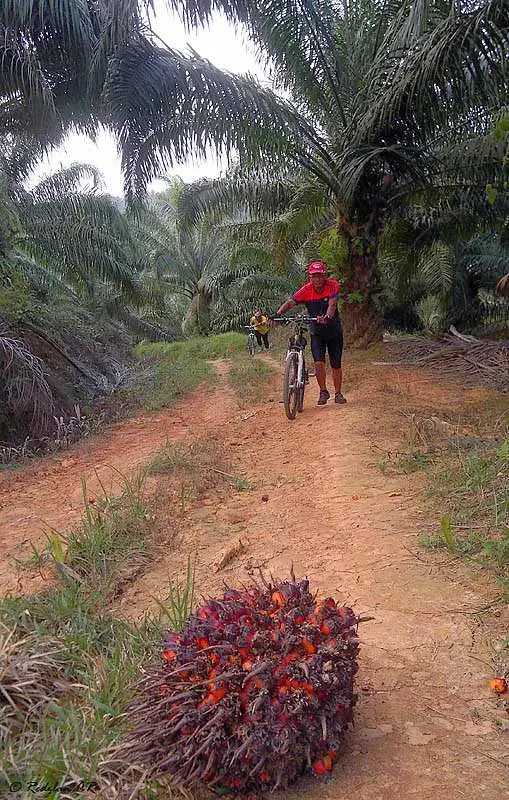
left=1, top=355, right=507, bottom=798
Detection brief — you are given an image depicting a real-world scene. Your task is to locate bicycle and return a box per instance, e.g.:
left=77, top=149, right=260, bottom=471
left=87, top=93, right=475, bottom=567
left=243, top=325, right=257, bottom=356
left=271, top=316, right=318, bottom=420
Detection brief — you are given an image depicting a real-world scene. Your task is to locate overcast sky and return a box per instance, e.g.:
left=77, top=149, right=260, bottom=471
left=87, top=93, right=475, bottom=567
left=35, top=3, right=269, bottom=196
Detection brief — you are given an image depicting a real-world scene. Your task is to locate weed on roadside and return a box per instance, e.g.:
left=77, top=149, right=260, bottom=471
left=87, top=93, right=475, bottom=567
left=149, top=439, right=223, bottom=491
left=153, top=554, right=196, bottom=633
left=127, top=351, right=214, bottom=411
left=136, top=332, right=245, bottom=364
left=125, top=333, right=249, bottom=411
left=17, top=470, right=153, bottom=597
left=0, top=597, right=163, bottom=798
left=397, top=449, right=430, bottom=473
left=229, top=356, right=275, bottom=401
left=422, top=438, right=509, bottom=595
left=149, top=438, right=249, bottom=503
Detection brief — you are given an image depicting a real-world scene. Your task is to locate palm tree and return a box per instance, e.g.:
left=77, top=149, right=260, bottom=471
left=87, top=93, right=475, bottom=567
left=0, top=0, right=306, bottom=194
left=142, top=0, right=507, bottom=345
left=4, top=2, right=508, bottom=344
left=132, top=180, right=297, bottom=333
left=132, top=182, right=226, bottom=335
left=0, top=153, right=138, bottom=301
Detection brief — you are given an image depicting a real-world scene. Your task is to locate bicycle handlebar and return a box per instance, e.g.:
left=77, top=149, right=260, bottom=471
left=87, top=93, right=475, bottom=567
left=271, top=316, right=318, bottom=323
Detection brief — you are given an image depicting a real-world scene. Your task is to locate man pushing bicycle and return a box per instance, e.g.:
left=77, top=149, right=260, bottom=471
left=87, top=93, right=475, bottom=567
left=275, top=261, right=346, bottom=406
left=249, top=309, right=270, bottom=350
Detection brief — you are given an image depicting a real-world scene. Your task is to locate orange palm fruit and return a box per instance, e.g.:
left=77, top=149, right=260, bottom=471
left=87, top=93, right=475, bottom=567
left=313, top=759, right=328, bottom=775
left=163, top=650, right=176, bottom=661
left=302, top=638, right=317, bottom=655
left=489, top=677, right=508, bottom=694
left=323, top=752, right=335, bottom=771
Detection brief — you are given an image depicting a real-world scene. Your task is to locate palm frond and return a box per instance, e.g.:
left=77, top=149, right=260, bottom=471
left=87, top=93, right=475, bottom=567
left=30, top=164, right=104, bottom=202
left=358, top=0, right=509, bottom=144
left=103, top=38, right=337, bottom=198
left=417, top=240, right=456, bottom=294
left=0, top=328, right=54, bottom=436
left=496, top=272, right=509, bottom=296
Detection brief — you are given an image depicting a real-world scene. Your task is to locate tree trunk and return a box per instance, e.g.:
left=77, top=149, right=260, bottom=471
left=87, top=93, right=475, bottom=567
left=182, top=291, right=211, bottom=336
left=340, top=231, right=383, bottom=349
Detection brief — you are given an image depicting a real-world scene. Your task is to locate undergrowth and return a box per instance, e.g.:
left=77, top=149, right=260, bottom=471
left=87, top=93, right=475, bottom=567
left=228, top=355, right=275, bottom=401
left=420, top=438, right=509, bottom=597
left=125, top=333, right=247, bottom=411
left=1, top=470, right=193, bottom=799
left=149, top=438, right=250, bottom=511
left=18, top=470, right=152, bottom=597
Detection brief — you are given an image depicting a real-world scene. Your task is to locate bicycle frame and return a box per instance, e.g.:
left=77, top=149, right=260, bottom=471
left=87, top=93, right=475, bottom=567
left=286, top=321, right=308, bottom=388
left=272, top=316, right=318, bottom=418
left=243, top=325, right=257, bottom=355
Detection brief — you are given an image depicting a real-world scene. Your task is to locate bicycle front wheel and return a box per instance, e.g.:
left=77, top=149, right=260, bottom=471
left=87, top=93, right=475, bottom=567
left=297, top=358, right=306, bottom=412
left=248, top=335, right=255, bottom=356
left=283, top=352, right=299, bottom=420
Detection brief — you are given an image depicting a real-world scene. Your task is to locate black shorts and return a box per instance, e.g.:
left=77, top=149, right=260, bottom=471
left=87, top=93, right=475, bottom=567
left=310, top=323, right=343, bottom=369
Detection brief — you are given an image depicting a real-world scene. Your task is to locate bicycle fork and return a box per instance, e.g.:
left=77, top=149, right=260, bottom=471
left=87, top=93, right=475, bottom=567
left=286, top=349, right=305, bottom=388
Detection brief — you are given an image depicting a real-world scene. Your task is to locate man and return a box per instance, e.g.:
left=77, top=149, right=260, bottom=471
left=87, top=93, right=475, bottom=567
left=250, top=309, right=270, bottom=350
left=276, top=261, right=346, bottom=405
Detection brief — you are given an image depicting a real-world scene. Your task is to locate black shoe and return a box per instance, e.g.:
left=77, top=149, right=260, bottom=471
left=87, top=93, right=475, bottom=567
left=318, top=389, right=330, bottom=405
left=335, top=392, right=347, bottom=404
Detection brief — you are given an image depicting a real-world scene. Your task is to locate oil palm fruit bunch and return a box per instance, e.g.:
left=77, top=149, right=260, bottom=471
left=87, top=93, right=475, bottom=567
left=125, top=576, right=360, bottom=797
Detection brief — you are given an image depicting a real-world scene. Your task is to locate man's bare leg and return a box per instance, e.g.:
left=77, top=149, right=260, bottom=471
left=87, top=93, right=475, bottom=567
left=315, top=361, right=327, bottom=390
left=332, top=367, right=342, bottom=393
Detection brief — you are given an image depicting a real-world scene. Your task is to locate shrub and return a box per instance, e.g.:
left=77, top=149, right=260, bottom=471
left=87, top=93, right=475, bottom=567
left=124, top=576, right=359, bottom=796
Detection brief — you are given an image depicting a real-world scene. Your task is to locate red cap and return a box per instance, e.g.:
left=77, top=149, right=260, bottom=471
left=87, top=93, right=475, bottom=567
left=307, top=261, right=327, bottom=275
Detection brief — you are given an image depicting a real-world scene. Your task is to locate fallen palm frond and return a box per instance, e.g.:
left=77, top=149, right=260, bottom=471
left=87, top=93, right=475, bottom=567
left=0, top=329, right=54, bottom=435
left=0, top=627, right=71, bottom=744
left=381, top=327, right=509, bottom=391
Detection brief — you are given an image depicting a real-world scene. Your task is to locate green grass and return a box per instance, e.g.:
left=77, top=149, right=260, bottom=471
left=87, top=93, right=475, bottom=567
left=19, top=471, right=152, bottom=597
left=148, top=439, right=251, bottom=510
left=0, top=471, right=192, bottom=798
left=136, top=332, right=246, bottom=362
left=421, top=438, right=509, bottom=596
left=229, top=355, right=275, bottom=401
left=0, top=594, right=162, bottom=797
left=126, top=333, right=247, bottom=411
left=397, top=449, right=430, bottom=473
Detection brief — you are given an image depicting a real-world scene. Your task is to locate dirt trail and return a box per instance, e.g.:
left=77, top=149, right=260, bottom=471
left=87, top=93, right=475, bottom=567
left=0, top=360, right=237, bottom=593
left=1, top=355, right=507, bottom=799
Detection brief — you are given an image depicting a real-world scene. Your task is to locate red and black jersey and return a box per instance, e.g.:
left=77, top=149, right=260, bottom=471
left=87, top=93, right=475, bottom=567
left=292, top=278, right=341, bottom=334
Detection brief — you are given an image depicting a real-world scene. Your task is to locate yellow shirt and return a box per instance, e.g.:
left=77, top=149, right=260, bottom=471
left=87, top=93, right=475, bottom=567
left=250, top=314, right=270, bottom=334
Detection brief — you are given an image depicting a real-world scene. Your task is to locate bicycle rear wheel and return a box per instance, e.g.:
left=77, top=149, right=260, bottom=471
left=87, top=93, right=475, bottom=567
left=248, top=335, right=255, bottom=356
left=283, top=352, right=299, bottom=420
